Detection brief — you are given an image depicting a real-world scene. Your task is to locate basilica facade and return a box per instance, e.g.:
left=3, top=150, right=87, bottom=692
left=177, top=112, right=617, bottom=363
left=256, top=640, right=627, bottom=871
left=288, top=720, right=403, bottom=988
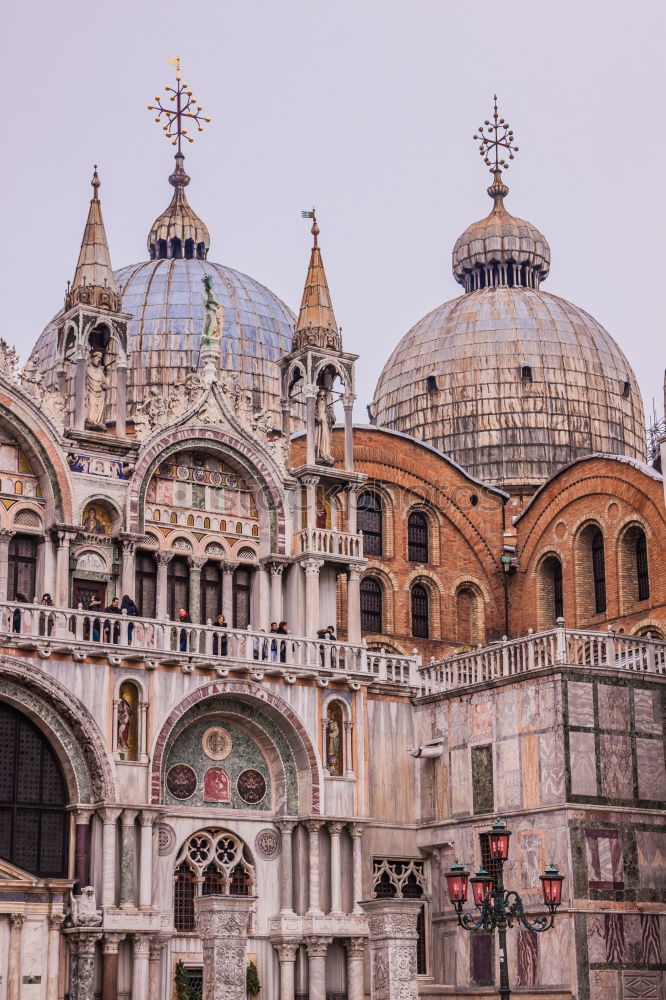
left=0, top=92, right=663, bottom=1000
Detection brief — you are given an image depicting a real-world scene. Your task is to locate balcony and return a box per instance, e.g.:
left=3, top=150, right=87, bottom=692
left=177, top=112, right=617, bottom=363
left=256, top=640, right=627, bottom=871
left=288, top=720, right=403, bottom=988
left=296, top=528, right=363, bottom=560
left=0, top=602, right=418, bottom=688
left=418, top=624, right=666, bottom=696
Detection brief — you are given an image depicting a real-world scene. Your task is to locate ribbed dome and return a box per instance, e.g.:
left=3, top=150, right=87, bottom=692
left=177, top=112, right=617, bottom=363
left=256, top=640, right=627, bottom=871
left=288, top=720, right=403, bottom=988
left=370, top=287, right=646, bottom=486
left=147, top=154, right=210, bottom=261
left=452, top=173, right=550, bottom=293
left=29, top=258, right=296, bottom=420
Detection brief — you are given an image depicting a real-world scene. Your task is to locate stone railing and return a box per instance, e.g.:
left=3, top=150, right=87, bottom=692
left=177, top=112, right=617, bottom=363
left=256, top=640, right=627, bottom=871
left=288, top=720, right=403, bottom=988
left=418, top=624, right=666, bottom=695
left=297, top=527, right=363, bottom=559
left=0, top=602, right=418, bottom=687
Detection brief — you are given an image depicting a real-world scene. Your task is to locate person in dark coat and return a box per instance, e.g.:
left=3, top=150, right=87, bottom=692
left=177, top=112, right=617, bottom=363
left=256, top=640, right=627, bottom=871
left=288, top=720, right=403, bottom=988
left=213, top=613, right=228, bottom=656
left=104, top=596, right=121, bottom=643
left=178, top=608, right=192, bottom=652
left=120, top=594, right=139, bottom=643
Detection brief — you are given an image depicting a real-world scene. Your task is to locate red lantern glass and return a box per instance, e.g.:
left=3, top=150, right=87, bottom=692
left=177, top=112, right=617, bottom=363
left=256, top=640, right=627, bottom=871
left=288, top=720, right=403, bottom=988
left=470, top=868, right=492, bottom=906
left=445, top=862, right=469, bottom=904
left=487, top=819, right=511, bottom=862
left=540, top=864, right=564, bottom=907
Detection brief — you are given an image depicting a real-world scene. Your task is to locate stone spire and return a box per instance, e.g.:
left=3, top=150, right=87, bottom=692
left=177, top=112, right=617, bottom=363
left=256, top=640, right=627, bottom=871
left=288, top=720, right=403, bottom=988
left=66, top=167, right=120, bottom=312
left=292, top=213, right=341, bottom=352
left=147, top=153, right=210, bottom=260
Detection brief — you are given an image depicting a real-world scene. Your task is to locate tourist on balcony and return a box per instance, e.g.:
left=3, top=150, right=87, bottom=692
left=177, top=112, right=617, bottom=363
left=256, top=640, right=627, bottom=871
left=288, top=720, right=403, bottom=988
left=317, top=625, right=336, bottom=640
left=11, top=593, right=28, bottom=633
left=38, top=593, right=54, bottom=637
left=178, top=608, right=192, bottom=652
left=87, top=595, right=103, bottom=641
left=121, top=594, right=139, bottom=644
left=104, top=597, right=122, bottom=644
left=269, top=622, right=279, bottom=661
left=277, top=621, right=288, bottom=663
left=213, top=613, right=228, bottom=656
left=40, top=593, right=54, bottom=606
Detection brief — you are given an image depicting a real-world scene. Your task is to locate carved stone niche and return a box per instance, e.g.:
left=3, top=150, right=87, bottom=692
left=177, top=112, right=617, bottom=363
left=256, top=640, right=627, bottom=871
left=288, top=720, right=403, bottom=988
left=194, top=894, right=256, bottom=1000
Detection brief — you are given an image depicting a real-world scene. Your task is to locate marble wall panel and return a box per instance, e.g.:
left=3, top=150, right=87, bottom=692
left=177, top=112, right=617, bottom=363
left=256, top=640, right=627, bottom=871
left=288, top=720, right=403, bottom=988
left=470, top=744, right=493, bottom=814
left=604, top=912, right=625, bottom=963
left=521, top=732, right=539, bottom=808
left=586, top=913, right=606, bottom=963
left=539, top=730, right=565, bottom=803
left=518, top=684, right=538, bottom=730
left=519, top=831, right=543, bottom=889
left=368, top=699, right=418, bottom=824
left=538, top=680, right=558, bottom=729
left=496, top=737, right=521, bottom=810
left=496, top=687, right=517, bottom=739
left=470, top=698, right=492, bottom=741
left=516, top=930, right=538, bottom=987
left=636, top=829, right=666, bottom=890
left=589, top=969, right=621, bottom=1000
left=622, top=970, right=661, bottom=999
left=585, top=829, right=624, bottom=889
left=569, top=731, right=597, bottom=796
left=597, top=684, right=630, bottom=731
left=538, top=912, right=572, bottom=985
left=568, top=680, right=594, bottom=728
left=450, top=747, right=469, bottom=816
left=636, top=738, right=666, bottom=801
left=633, top=689, right=662, bottom=735
left=599, top=735, right=633, bottom=799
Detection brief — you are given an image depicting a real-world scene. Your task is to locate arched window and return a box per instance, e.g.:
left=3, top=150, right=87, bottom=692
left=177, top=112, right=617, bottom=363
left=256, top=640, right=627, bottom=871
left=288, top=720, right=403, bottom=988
left=408, top=512, right=428, bottom=563
left=135, top=551, right=157, bottom=619
left=7, top=534, right=38, bottom=601
left=173, top=829, right=255, bottom=932
left=591, top=529, right=606, bottom=614
left=358, top=491, right=382, bottom=556
left=201, top=561, right=222, bottom=623
left=411, top=584, right=429, bottom=638
left=456, top=586, right=482, bottom=645
left=167, top=557, right=190, bottom=620
left=0, top=703, right=69, bottom=877
left=360, top=577, right=382, bottom=634
left=636, top=530, right=649, bottom=602
left=540, top=556, right=564, bottom=626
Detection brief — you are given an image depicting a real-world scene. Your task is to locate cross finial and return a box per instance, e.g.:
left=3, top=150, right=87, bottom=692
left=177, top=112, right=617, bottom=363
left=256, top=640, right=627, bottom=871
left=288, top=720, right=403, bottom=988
left=147, top=58, right=211, bottom=156
left=473, top=96, right=519, bottom=174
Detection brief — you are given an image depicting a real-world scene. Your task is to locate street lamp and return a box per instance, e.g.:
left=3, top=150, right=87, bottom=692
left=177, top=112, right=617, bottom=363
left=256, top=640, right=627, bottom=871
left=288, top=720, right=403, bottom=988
left=444, top=819, right=564, bottom=1000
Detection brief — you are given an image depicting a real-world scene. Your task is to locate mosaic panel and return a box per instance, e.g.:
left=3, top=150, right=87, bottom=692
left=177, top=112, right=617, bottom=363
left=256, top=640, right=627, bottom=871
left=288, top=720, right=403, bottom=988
left=254, top=828, right=281, bottom=860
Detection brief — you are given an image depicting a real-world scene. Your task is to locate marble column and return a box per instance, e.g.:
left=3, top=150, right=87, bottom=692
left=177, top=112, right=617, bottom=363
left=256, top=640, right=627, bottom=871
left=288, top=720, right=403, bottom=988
left=189, top=555, right=206, bottom=624
left=222, top=562, right=238, bottom=626
left=274, top=940, right=299, bottom=1000
left=303, top=475, right=319, bottom=531
left=344, top=721, right=354, bottom=777
left=116, top=358, right=127, bottom=437
left=149, top=938, right=166, bottom=1000
left=351, top=824, right=364, bottom=914
left=277, top=820, right=296, bottom=914
left=101, top=933, right=123, bottom=1000
left=74, top=808, right=92, bottom=888
left=0, top=529, right=12, bottom=602
left=347, top=488, right=358, bottom=534
left=47, top=913, right=65, bottom=999
left=74, top=932, right=103, bottom=1000
left=303, top=558, right=324, bottom=638
left=119, top=808, right=138, bottom=907
left=7, top=913, right=24, bottom=1000
left=55, top=530, right=73, bottom=607
left=345, top=937, right=366, bottom=1000
left=139, top=810, right=156, bottom=909
left=132, top=935, right=151, bottom=998
left=328, top=822, right=344, bottom=915
left=269, top=562, right=284, bottom=623
left=305, top=819, right=323, bottom=915
left=194, top=894, right=255, bottom=1000
left=99, top=807, right=121, bottom=907
left=305, top=937, right=331, bottom=1000
left=305, top=387, right=317, bottom=466
left=343, top=400, right=354, bottom=470
left=347, top=564, right=362, bottom=643
left=74, top=353, right=87, bottom=429
left=120, top=539, right=136, bottom=599
left=155, top=552, right=173, bottom=619
left=360, top=898, right=422, bottom=1000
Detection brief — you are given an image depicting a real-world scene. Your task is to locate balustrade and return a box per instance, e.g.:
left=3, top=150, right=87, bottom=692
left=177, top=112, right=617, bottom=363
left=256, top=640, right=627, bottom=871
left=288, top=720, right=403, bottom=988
left=297, top=527, right=363, bottom=559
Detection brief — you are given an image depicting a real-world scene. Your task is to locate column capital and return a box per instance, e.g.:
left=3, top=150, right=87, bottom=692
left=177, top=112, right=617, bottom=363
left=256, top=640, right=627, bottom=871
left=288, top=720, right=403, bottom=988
left=267, top=561, right=285, bottom=577
left=102, top=933, right=124, bottom=954
left=348, top=563, right=363, bottom=582
left=345, top=937, right=367, bottom=959
left=48, top=912, right=66, bottom=931
left=304, top=818, right=324, bottom=834
left=273, top=940, right=299, bottom=963
left=328, top=821, right=345, bottom=836
left=302, top=558, right=324, bottom=576
left=9, top=912, right=25, bottom=929
left=222, top=560, right=239, bottom=574
left=121, top=539, right=136, bottom=556
left=121, top=808, right=139, bottom=827
left=132, top=933, right=152, bottom=957
left=98, top=806, right=121, bottom=825
left=0, top=528, right=13, bottom=542
left=71, top=805, right=94, bottom=823
left=276, top=819, right=296, bottom=834
left=350, top=823, right=364, bottom=839
left=155, top=551, right=174, bottom=567
left=139, top=808, right=160, bottom=827
left=190, top=555, right=207, bottom=570
left=72, top=930, right=104, bottom=955
left=305, top=936, right=332, bottom=959
left=301, top=474, right=320, bottom=488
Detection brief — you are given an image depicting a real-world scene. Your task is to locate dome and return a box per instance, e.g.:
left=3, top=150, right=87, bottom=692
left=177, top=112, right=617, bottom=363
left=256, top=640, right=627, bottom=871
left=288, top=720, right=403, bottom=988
left=452, top=175, right=550, bottom=293
left=370, top=286, right=646, bottom=486
left=29, top=257, right=296, bottom=419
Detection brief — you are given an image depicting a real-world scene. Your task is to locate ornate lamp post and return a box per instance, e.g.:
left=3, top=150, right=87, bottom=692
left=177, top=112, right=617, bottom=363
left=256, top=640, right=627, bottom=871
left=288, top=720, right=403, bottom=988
left=444, top=819, right=564, bottom=1000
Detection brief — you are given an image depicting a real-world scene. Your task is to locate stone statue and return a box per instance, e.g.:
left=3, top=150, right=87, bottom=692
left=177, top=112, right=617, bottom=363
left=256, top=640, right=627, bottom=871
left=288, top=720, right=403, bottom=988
left=202, top=275, right=225, bottom=344
left=0, top=338, right=18, bottom=379
left=70, top=886, right=102, bottom=926
left=19, top=359, right=43, bottom=392
left=85, top=350, right=108, bottom=429
left=314, top=387, right=335, bottom=465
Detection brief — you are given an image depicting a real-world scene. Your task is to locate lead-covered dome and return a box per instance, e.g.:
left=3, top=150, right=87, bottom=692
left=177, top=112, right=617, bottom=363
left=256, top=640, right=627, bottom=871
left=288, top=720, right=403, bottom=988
left=371, top=145, right=646, bottom=485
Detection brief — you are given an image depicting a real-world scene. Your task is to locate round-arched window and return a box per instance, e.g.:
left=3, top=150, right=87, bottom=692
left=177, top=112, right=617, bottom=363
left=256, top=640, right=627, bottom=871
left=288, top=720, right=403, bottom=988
left=360, top=577, right=383, bottom=634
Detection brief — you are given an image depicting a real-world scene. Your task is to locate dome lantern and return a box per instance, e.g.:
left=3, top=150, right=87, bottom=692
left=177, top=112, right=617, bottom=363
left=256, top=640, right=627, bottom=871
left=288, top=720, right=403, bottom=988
left=452, top=98, right=550, bottom=293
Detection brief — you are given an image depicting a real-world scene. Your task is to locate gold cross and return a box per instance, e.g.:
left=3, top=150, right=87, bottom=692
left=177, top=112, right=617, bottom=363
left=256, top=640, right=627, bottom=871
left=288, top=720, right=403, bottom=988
left=474, top=96, right=519, bottom=173
left=148, top=58, right=211, bottom=155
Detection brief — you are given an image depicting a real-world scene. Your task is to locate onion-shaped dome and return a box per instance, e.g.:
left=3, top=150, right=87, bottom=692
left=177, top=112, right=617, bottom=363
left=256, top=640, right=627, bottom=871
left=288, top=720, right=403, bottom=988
left=452, top=173, right=550, bottom=293
left=147, top=153, right=210, bottom=261
left=371, top=144, right=646, bottom=486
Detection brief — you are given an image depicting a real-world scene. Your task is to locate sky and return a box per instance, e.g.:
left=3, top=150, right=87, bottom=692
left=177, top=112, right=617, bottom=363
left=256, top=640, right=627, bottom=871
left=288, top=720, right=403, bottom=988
left=3, top=0, right=665, bottom=427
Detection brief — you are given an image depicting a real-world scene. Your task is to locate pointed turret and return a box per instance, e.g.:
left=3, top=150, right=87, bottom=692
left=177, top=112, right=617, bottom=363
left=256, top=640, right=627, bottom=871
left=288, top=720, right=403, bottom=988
left=292, top=214, right=341, bottom=352
left=66, top=168, right=121, bottom=312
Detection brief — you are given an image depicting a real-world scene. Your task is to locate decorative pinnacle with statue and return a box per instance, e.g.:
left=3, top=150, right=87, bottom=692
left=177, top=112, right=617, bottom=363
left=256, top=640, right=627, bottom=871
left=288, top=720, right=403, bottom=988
left=201, top=274, right=224, bottom=345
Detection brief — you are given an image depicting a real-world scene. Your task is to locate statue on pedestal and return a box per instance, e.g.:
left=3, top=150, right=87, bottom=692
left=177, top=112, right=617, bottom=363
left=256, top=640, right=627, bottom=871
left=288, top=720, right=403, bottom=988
left=314, top=387, right=335, bottom=465
left=85, top=350, right=108, bottom=429
left=201, top=275, right=225, bottom=344
left=69, top=886, right=102, bottom=926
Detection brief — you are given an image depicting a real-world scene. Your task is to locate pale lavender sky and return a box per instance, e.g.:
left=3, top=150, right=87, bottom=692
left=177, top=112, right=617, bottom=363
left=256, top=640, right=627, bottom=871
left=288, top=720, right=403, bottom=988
left=3, top=0, right=665, bottom=426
